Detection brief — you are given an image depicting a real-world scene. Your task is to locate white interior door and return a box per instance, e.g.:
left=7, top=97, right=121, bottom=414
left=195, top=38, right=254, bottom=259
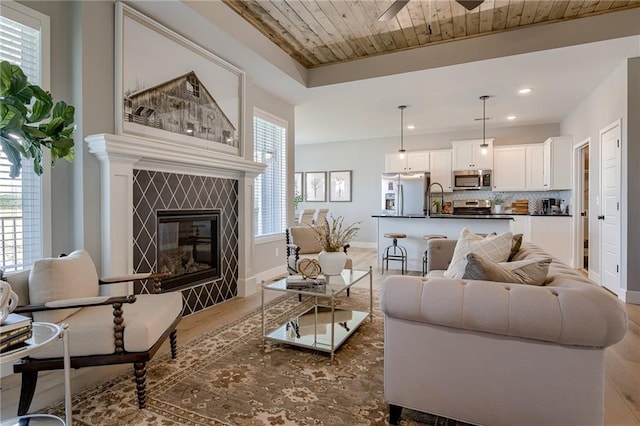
left=599, top=121, right=621, bottom=297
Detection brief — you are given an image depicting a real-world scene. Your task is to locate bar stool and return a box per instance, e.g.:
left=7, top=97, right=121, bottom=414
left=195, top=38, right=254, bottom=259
left=422, top=234, right=447, bottom=276
left=382, top=233, right=408, bottom=274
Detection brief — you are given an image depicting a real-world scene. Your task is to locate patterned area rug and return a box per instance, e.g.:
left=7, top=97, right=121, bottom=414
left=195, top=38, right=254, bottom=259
left=44, top=289, right=470, bottom=425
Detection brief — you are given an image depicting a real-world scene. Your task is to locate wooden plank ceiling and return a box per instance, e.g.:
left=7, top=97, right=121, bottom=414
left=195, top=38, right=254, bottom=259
left=222, top=0, right=640, bottom=68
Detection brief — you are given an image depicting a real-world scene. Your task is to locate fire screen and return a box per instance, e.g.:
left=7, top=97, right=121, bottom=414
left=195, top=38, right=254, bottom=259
left=157, top=209, right=220, bottom=291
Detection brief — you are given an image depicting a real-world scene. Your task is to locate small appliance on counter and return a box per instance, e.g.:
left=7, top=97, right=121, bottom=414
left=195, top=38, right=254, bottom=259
left=452, top=199, right=492, bottom=215
left=541, top=198, right=558, bottom=214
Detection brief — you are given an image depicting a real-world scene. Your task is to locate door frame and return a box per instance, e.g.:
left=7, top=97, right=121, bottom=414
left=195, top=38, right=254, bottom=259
left=572, top=138, right=589, bottom=270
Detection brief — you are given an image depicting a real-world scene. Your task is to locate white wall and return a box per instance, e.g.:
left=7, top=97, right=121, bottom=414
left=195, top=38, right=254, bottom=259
left=561, top=57, right=640, bottom=298
left=295, top=123, right=560, bottom=244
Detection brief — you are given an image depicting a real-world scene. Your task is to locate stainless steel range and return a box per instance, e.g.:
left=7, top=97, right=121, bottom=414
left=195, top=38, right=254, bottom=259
left=452, top=199, right=492, bottom=215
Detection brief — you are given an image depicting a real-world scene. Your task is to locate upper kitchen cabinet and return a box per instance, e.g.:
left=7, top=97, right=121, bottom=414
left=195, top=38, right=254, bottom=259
left=384, top=151, right=430, bottom=173
left=526, top=144, right=546, bottom=191
left=451, top=139, right=494, bottom=171
left=493, top=146, right=526, bottom=191
left=429, top=149, right=453, bottom=192
left=543, top=136, right=573, bottom=190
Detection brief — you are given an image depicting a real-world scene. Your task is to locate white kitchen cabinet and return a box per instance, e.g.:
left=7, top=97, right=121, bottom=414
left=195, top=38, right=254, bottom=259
left=384, top=151, right=430, bottom=173
left=509, top=215, right=531, bottom=242
left=493, top=146, right=526, bottom=191
left=451, top=139, right=494, bottom=171
left=529, top=216, right=573, bottom=265
left=543, top=136, right=572, bottom=190
left=525, top=144, right=545, bottom=191
left=407, top=151, right=430, bottom=172
left=384, top=153, right=406, bottom=173
left=429, top=149, right=453, bottom=192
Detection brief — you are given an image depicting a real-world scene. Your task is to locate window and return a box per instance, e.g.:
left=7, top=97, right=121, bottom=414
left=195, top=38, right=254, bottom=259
left=253, top=109, right=287, bottom=238
left=0, top=2, right=50, bottom=272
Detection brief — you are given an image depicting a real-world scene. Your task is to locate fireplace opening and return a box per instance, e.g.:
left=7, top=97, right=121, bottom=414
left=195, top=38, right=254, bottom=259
left=157, top=209, right=221, bottom=292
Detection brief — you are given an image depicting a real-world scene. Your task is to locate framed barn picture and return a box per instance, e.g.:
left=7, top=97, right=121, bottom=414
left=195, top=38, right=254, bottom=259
left=115, top=3, right=245, bottom=156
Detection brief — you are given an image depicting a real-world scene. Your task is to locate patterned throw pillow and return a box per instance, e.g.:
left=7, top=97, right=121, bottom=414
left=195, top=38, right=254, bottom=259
left=508, top=233, right=524, bottom=261
left=463, top=252, right=552, bottom=286
left=444, top=228, right=514, bottom=279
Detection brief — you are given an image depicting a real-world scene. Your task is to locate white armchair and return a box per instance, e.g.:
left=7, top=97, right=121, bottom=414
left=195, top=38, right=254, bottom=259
left=3, top=250, right=183, bottom=416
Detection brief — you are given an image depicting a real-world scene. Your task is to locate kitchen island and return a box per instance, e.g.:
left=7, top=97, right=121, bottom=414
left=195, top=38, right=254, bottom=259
left=372, top=214, right=514, bottom=273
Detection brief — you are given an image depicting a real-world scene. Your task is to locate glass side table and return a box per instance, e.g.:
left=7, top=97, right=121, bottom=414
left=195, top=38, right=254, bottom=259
left=1, top=322, right=71, bottom=426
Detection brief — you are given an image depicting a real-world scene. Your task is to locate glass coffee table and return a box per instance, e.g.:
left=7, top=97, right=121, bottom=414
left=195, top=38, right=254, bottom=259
left=261, top=267, right=372, bottom=361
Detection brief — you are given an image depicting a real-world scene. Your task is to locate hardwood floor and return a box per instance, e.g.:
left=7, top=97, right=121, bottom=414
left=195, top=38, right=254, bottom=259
left=1, top=248, right=639, bottom=424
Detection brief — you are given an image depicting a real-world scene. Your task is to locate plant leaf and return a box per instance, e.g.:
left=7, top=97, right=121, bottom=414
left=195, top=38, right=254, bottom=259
left=0, top=136, right=23, bottom=178
left=52, top=101, right=75, bottom=126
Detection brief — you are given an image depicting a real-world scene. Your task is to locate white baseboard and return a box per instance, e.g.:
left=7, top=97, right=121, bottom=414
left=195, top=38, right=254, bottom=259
left=623, top=290, right=640, bottom=305
left=350, top=241, right=377, bottom=249
left=255, top=265, right=288, bottom=287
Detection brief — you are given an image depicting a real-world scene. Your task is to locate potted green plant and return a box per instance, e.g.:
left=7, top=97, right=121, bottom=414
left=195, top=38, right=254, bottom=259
left=493, top=193, right=505, bottom=214
left=0, top=61, right=75, bottom=178
left=311, top=215, right=361, bottom=275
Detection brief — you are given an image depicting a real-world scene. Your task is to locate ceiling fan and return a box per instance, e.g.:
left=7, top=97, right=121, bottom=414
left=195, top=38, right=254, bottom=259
left=378, top=0, right=484, bottom=22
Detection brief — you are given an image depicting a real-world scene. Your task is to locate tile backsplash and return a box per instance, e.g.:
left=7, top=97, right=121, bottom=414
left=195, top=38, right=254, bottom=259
left=442, top=190, right=572, bottom=214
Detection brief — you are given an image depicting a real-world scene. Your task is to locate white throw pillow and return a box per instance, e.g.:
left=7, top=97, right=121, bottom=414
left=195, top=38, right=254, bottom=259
left=29, top=250, right=100, bottom=323
left=444, top=228, right=514, bottom=279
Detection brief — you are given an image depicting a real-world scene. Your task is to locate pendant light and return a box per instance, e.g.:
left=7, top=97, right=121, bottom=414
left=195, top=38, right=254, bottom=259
left=479, top=95, right=490, bottom=156
left=398, top=105, right=407, bottom=159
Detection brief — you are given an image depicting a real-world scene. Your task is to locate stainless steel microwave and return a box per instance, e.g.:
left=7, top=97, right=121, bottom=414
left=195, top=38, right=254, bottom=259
left=453, top=170, right=492, bottom=190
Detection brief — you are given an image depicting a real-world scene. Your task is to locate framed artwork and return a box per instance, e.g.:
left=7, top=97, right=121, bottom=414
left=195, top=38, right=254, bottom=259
left=304, top=172, right=326, bottom=202
left=294, top=172, right=303, bottom=197
left=329, top=170, right=352, bottom=202
left=115, top=3, right=245, bottom=156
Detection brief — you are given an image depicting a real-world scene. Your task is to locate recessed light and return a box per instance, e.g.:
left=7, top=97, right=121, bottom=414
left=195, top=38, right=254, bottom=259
left=407, top=124, right=415, bottom=130
left=507, top=115, right=517, bottom=120
left=518, top=88, right=532, bottom=95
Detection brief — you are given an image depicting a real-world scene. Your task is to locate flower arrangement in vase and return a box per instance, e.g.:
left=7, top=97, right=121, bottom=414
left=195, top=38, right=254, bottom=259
left=311, top=215, right=361, bottom=275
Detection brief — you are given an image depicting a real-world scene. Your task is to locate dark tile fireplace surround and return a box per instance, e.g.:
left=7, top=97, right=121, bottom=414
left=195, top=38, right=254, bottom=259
left=132, top=169, right=238, bottom=315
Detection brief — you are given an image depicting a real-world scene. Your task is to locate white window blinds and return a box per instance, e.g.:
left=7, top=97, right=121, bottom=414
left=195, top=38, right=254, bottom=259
left=253, top=111, right=287, bottom=237
left=0, top=5, right=47, bottom=272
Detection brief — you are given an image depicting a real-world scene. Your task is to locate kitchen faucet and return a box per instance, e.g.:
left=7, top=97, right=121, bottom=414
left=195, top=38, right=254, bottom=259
left=427, top=182, right=445, bottom=217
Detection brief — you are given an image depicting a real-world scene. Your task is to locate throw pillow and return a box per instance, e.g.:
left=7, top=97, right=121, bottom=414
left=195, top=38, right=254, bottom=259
left=463, top=252, right=552, bottom=286
left=28, top=250, right=100, bottom=323
left=444, top=228, right=514, bottom=279
left=508, top=233, right=524, bottom=261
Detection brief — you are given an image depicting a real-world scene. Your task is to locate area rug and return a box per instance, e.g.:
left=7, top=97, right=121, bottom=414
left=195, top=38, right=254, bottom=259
left=44, top=289, right=470, bottom=426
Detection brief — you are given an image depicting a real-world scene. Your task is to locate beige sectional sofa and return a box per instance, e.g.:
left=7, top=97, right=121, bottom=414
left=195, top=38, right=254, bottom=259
left=380, top=240, right=628, bottom=426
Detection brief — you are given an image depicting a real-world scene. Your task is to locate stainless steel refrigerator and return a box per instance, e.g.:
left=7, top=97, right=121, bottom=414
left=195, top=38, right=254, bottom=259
left=381, top=172, right=431, bottom=216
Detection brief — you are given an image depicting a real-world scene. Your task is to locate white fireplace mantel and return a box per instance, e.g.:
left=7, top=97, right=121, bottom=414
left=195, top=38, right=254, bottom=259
left=85, top=132, right=266, bottom=297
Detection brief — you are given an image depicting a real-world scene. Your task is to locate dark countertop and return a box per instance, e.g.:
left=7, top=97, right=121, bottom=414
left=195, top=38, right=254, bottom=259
left=372, top=213, right=573, bottom=219
left=372, top=214, right=514, bottom=220
left=529, top=213, right=573, bottom=217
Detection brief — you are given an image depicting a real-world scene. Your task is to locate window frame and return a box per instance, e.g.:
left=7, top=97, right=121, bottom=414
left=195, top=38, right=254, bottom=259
left=0, top=1, right=52, bottom=270
left=253, top=107, right=288, bottom=241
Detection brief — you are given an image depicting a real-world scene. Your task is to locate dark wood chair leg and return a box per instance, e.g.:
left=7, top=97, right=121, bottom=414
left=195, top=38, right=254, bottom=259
left=169, top=330, right=177, bottom=359
left=133, top=361, right=147, bottom=409
left=389, top=404, right=403, bottom=425
left=17, top=371, right=38, bottom=416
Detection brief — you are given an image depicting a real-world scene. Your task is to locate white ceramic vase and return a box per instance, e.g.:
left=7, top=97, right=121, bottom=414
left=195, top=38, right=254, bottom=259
left=493, top=205, right=503, bottom=214
left=318, top=251, right=347, bottom=276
